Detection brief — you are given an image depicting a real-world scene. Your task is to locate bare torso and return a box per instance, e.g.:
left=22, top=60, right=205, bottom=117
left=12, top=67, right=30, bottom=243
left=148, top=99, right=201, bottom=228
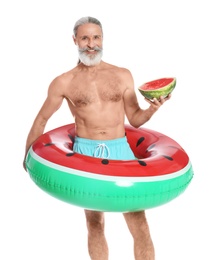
left=61, top=61, right=132, bottom=140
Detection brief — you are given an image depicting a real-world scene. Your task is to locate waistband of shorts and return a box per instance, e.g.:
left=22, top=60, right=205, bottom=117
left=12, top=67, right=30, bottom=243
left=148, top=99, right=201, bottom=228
left=74, top=136, right=127, bottom=146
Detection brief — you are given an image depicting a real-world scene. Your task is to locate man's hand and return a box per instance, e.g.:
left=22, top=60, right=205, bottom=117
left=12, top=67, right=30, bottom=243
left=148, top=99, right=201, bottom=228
left=145, top=93, right=171, bottom=109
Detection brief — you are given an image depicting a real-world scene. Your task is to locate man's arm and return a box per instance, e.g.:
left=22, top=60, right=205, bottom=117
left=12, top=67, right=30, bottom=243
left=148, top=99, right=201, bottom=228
left=123, top=70, right=170, bottom=128
left=23, top=77, right=64, bottom=170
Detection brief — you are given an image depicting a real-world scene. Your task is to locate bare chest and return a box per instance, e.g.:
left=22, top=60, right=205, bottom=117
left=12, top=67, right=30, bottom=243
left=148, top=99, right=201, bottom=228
left=69, top=74, right=123, bottom=107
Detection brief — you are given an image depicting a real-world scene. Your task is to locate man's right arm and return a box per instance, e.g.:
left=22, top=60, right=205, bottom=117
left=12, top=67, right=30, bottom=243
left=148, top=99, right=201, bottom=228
left=23, top=77, right=65, bottom=170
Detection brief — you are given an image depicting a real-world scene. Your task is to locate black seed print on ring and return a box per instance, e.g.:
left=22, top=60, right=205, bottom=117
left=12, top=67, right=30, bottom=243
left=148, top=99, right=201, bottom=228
left=45, top=143, right=55, bottom=146
left=138, top=160, right=147, bottom=166
left=66, top=152, right=75, bottom=157
left=136, top=137, right=145, bottom=147
left=146, top=144, right=156, bottom=152
left=102, top=159, right=109, bottom=165
left=162, top=155, right=173, bottom=161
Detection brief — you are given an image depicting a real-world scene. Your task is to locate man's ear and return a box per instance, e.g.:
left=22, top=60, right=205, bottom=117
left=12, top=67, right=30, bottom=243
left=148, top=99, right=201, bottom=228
left=72, top=35, right=77, bottom=45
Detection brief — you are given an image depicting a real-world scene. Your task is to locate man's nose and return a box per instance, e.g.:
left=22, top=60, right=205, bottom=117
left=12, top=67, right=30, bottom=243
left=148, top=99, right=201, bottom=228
left=87, top=39, right=95, bottom=48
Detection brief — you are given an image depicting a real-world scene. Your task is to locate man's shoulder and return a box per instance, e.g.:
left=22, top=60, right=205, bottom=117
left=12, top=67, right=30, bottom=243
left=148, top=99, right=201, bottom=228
left=55, top=68, right=77, bottom=82
left=48, top=69, right=76, bottom=91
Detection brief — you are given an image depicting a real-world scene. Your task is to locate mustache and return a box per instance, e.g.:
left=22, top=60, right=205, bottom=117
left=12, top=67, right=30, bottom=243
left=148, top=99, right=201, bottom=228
left=79, top=46, right=103, bottom=53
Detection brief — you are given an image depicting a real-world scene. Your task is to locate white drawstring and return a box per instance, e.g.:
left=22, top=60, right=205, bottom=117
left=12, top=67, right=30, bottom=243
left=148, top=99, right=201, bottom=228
left=94, top=143, right=110, bottom=159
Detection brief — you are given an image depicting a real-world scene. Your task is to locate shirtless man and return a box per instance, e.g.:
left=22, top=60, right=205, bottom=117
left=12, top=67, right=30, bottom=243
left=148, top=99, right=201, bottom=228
left=24, top=16, right=171, bottom=260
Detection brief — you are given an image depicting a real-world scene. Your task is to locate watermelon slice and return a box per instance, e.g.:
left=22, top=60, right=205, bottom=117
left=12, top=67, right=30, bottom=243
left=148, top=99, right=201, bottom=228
left=138, top=77, right=176, bottom=100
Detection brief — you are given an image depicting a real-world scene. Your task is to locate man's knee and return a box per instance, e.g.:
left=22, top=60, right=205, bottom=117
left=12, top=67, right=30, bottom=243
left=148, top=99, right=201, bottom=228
left=85, top=210, right=105, bottom=233
left=123, top=211, right=150, bottom=236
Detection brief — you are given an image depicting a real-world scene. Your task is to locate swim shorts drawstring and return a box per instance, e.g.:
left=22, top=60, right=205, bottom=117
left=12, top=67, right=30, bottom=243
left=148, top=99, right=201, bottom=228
left=94, top=143, right=110, bottom=159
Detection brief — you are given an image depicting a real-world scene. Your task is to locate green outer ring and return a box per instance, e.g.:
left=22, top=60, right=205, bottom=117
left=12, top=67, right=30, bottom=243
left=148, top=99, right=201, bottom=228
left=26, top=148, right=193, bottom=212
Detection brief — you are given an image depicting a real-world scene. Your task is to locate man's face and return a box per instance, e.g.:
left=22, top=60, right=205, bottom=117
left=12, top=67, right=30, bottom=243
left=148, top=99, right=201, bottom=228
left=73, top=23, right=103, bottom=66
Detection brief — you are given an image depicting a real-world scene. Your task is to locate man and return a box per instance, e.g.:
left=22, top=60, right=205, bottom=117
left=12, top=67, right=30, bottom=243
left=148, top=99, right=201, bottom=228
left=24, top=16, right=171, bottom=260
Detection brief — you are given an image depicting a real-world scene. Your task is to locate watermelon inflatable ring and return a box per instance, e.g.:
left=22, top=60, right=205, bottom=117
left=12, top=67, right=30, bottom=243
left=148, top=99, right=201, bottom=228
left=138, top=77, right=176, bottom=100
left=25, top=123, right=193, bottom=212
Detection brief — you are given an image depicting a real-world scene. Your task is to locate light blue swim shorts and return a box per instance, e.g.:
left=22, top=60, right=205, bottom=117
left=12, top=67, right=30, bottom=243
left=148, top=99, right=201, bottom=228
left=73, top=136, right=135, bottom=160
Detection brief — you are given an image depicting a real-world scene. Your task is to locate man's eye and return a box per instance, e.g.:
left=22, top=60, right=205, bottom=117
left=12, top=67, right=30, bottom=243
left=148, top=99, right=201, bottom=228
left=82, top=37, right=87, bottom=40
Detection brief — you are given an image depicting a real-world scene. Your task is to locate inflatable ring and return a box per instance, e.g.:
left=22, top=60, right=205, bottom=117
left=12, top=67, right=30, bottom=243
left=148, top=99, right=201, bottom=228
left=26, top=123, right=193, bottom=212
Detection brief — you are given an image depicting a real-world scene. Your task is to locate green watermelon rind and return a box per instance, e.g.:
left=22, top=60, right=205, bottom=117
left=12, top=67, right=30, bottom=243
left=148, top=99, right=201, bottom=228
left=26, top=148, right=193, bottom=212
left=138, top=78, right=176, bottom=100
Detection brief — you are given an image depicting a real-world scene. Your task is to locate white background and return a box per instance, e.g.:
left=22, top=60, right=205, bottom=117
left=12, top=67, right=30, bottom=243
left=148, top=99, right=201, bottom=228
left=1, top=0, right=211, bottom=259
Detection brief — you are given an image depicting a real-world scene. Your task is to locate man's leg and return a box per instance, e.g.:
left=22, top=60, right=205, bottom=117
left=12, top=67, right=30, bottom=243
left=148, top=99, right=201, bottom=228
left=84, top=210, right=109, bottom=260
left=123, top=211, right=155, bottom=260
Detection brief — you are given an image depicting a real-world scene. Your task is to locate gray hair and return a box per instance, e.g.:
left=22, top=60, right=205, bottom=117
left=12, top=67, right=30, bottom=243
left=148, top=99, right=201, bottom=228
left=73, top=16, right=103, bottom=37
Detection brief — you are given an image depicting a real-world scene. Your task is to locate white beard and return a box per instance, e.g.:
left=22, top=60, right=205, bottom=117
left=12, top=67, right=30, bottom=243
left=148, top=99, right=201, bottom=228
left=78, top=47, right=103, bottom=66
